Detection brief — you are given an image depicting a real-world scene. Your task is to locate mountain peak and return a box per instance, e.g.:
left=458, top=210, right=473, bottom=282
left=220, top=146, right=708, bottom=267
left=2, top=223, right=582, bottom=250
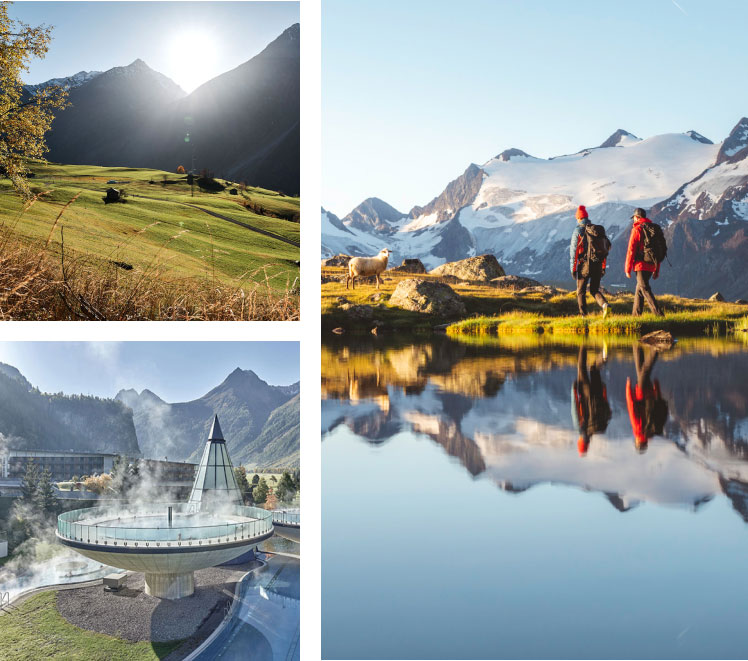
left=598, top=129, right=639, bottom=149
left=716, top=117, right=748, bottom=165
left=343, top=197, right=404, bottom=234
left=126, top=58, right=149, bottom=69
left=685, top=130, right=713, bottom=144
left=495, top=148, right=533, bottom=162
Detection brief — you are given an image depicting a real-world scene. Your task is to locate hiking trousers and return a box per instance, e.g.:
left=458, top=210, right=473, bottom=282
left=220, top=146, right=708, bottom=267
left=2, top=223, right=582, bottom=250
left=576, top=265, right=607, bottom=315
left=632, top=270, right=663, bottom=316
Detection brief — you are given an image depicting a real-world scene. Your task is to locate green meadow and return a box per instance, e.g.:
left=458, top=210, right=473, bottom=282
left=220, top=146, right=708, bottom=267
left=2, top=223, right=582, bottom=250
left=0, top=162, right=300, bottom=320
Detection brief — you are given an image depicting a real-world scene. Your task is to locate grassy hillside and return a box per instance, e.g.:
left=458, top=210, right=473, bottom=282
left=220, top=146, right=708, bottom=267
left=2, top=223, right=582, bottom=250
left=0, top=162, right=300, bottom=320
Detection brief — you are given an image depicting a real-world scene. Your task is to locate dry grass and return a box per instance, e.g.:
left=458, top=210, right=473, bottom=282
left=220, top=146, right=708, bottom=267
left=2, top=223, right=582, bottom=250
left=0, top=194, right=299, bottom=321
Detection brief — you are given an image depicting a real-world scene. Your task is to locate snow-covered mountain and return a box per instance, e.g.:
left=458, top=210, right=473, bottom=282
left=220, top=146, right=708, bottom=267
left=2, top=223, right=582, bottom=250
left=24, top=69, right=102, bottom=93
left=323, top=119, right=748, bottom=297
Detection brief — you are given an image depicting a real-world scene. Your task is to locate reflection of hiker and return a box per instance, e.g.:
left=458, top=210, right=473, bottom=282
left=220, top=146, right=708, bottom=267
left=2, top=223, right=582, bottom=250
left=570, top=205, right=611, bottom=318
left=626, top=344, right=669, bottom=452
left=624, top=208, right=666, bottom=317
left=571, top=346, right=611, bottom=456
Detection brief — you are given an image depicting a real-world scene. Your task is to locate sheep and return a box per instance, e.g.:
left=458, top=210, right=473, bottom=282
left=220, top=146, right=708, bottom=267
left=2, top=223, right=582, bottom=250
left=346, top=249, right=391, bottom=290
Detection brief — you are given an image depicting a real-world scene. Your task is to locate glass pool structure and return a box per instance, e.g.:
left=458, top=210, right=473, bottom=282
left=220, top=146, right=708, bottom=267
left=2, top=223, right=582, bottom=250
left=272, top=508, right=300, bottom=542
left=56, top=416, right=273, bottom=599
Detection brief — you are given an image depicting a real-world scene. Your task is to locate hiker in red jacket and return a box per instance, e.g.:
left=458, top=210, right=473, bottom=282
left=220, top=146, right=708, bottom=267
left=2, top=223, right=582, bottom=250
left=626, top=344, right=668, bottom=452
left=625, top=208, right=664, bottom=316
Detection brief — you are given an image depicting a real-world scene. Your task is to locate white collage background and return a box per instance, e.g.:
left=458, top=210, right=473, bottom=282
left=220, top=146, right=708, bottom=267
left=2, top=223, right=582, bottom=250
left=0, top=0, right=323, bottom=658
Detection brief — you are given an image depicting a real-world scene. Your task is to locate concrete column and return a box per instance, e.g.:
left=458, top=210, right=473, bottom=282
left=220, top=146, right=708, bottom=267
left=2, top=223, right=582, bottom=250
left=144, top=571, right=195, bottom=599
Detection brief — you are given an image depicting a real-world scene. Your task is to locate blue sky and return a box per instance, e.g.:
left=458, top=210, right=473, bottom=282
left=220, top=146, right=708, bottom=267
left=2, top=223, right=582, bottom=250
left=323, top=0, right=748, bottom=215
left=10, top=1, right=299, bottom=92
left=0, top=342, right=299, bottom=401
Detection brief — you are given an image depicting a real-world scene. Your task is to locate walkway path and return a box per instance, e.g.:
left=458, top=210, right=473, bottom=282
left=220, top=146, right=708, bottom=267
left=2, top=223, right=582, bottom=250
left=193, top=554, right=300, bottom=661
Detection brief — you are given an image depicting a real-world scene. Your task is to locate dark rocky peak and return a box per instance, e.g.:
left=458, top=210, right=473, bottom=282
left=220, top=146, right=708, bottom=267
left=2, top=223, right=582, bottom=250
left=115, top=387, right=165, bottom=409
left=343, top=197, right=404, bottom=233
left=495, top=148, right=534, bottom=162
left=685, top=130, right=713, bottom=144
left=255, top=23, right=299, bottom=60
left=95, top=59, right=185, bottom=99
left=598, top=129, right=638, bottom=149
left=138, top=388, right=165, bottom=403
left=224, top=367, right=263, bottom=385
left=409, top=163, right=485, bottom=223
left=716, top=117, right=748, bottom=165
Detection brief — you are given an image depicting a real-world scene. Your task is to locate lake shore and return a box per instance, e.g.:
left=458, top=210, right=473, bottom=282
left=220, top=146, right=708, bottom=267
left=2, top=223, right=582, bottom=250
left=321, top=266, right=748, bottom=337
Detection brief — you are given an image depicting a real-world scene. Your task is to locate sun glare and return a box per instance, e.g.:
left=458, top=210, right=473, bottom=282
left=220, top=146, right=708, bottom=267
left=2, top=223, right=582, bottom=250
left=166, top=29, right=219, bottom=93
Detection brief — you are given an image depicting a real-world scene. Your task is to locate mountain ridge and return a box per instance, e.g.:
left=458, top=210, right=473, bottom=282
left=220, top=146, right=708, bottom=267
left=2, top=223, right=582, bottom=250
left=323, top=121, right=748, bottom=298
left=32, top=23, right=299, bottom=194
left=115, top=367, right=300, bottom=466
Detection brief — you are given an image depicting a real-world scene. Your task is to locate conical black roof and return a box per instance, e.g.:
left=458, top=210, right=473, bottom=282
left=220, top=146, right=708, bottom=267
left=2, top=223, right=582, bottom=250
left=208, top=414, right=224, bottom=441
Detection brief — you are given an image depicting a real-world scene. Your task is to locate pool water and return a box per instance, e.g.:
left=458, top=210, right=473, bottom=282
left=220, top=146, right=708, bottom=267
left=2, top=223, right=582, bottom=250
left=322, top=336, right=748, bottom=660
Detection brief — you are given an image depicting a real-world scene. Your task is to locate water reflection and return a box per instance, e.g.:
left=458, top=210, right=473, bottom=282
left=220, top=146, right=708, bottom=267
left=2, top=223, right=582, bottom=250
left=572, top=346, right=611, bottom=456
left=322, top=335, right=748, bottom=520
left=626, top=344, right=668, bottom=453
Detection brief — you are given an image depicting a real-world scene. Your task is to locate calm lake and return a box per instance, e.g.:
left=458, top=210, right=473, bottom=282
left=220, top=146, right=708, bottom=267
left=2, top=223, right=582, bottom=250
left=322, top=334, right=748, bottom=660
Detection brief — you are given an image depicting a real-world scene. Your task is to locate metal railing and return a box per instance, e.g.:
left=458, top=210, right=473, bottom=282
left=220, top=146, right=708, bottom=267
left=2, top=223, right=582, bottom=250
left=272, top=509, right=300, bottom=526
left=57, top=503, right=272, bottom=548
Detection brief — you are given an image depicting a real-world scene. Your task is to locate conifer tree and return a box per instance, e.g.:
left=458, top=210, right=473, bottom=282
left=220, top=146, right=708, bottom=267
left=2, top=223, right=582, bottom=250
left=34, top=466, right=57, bottom=514
left=19, top=458, right=39, bottom=501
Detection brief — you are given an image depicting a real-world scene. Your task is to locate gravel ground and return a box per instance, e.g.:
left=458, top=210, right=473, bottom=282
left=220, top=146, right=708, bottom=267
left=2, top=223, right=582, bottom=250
left=56, top=564, right=259, bottom=643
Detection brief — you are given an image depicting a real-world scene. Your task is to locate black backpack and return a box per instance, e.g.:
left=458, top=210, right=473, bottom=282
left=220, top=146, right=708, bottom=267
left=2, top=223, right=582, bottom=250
left=638, top=223, right=668, bottom=264
left=636, top=395, right=669, bottom=438
left=578, top=225, right=611, bottom=276
left=584, top=224, right=611, bottom=263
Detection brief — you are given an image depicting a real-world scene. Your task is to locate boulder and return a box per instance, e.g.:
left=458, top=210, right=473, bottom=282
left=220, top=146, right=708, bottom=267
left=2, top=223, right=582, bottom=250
left=388, top=279, right=466, bottom=316
left=709, top=292, right=725, bottom=302
left=491, top=275, right=542, bottom=290
left=429, top=254, right=505, bottom=282
left=519, top=285, right=559, bottom=296
left=735, top=299, right=748, bottom=305
left=340, top=304, right=374, bottom=321
left=322, top=254, right=352, bottom=267
left=640, top=330, right=675, bottom=348
left=391, top=258, right=427, bottom=274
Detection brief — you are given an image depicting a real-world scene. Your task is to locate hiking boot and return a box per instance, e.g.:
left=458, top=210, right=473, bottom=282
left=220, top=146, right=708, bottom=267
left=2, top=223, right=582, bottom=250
left=602, top=303, right=609, bottom=319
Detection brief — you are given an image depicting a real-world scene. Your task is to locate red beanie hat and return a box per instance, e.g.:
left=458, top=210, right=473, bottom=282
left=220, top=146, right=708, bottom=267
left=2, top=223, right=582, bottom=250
left=576, top=205, right=588, bottom=220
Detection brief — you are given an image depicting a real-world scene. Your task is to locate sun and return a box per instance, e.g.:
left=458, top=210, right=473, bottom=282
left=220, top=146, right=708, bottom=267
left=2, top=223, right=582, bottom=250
left=166, top=29, right=219, bottom=93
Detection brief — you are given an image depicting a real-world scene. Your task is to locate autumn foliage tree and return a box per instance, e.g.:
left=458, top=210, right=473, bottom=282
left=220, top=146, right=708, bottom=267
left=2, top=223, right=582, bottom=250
left=176, top=165, right=185, bottom=174
left=0, top=3, right=69, bottom=198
